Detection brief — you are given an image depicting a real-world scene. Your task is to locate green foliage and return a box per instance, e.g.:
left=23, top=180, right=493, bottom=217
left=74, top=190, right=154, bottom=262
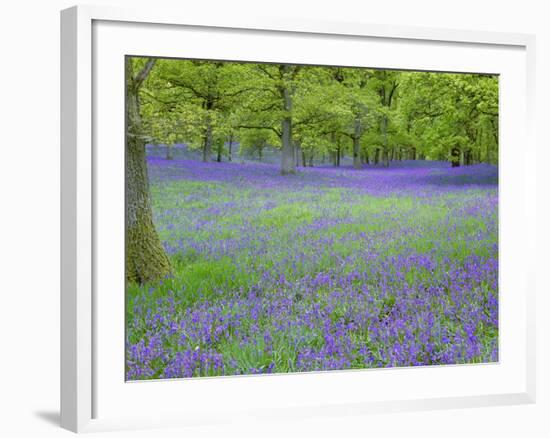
left=133, top=56, right=498, bottom=166
left=398, top=72, right=498, bottom=163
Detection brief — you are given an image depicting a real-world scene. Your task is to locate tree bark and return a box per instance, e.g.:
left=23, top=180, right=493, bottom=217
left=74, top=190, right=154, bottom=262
left=383, top=149, right=389, bottom=167
left=352, top=117, right=362, bottom=169
left=281, top=116, right=295, bottom=174
left=203, top=121, right=213, bottom=162
left=228, top=135, right=233, bottom=162
left=352, top=137, right=361, bottom=169
left=294, top=142, right=301, bottom=167
left=329, top=132, right=336, bottom=166
left=381, top=116, right=390, bottom=167
left=280, top=76, right=295, bottom=175
left=451, top=146, right=461, bottom=167
left=126, top=58, right=172, bottom=284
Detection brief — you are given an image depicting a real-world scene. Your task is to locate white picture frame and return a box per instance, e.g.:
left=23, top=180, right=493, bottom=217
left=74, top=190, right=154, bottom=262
left=60, top=4, right=537, bottom=433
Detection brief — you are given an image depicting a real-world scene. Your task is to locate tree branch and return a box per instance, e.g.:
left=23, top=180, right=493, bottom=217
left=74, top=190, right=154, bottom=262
left=237, top=124, right=281, bottom=137
left=133, top=58, right=156, bottom=90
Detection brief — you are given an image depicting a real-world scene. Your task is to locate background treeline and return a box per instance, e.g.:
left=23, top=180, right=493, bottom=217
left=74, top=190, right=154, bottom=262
left=133, top=57, right=499, bottom=174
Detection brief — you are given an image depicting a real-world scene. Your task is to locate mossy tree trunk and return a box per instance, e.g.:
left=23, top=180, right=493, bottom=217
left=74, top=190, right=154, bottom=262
left=126, top=58, right=172, bottom=284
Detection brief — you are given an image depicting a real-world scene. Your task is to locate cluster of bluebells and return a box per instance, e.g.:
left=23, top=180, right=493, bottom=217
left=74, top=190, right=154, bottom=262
left=126, top=157, right=498, bottom=380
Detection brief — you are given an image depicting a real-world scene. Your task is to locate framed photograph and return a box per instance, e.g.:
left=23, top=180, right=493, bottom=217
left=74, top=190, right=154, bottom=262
left=61, top=4, right=536, bottom=433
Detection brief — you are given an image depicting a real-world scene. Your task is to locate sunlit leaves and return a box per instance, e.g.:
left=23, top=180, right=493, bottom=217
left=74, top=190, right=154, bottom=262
left=132, top=56, right=498, bottom=166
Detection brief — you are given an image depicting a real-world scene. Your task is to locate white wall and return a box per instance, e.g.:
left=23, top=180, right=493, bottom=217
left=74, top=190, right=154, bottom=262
left=0, top=1, right=547, bottom=437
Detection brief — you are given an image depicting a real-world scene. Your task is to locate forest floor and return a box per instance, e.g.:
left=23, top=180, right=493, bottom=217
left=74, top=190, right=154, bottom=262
left=126, top=157, right=498, bottom=379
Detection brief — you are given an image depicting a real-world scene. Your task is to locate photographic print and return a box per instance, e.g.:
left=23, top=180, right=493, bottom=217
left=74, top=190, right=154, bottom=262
left=125, top=57, right=498, bottom=380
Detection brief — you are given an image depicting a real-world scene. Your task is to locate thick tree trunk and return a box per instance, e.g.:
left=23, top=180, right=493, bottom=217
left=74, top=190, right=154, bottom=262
left=280, top=81, right=295, bottom=175
left=281, top=116, right=295, bottom=174
left=216, top=143, right=222, bottom=162
left=126, top=59, right=171, bottom=284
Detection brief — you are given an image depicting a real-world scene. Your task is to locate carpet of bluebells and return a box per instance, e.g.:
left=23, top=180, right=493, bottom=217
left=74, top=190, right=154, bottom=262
left=126, top=157, right=498, bottom=380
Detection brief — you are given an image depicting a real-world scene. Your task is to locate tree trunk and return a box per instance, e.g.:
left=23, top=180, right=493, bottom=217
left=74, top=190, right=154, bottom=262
left=203, top=122, right=213, bottom=162
left=381, top=148, right=389, bottom=167
left=301, top=149, right=306, bottom=167
left=280, top=81, right=295, bottom=175
left=216, top=142, right=222, bottom=162
left=281, top=117, right=295, bottom=174
left=464, top=149, right=472, bottom=166
left=353, top=137, right=361, bottom=169
left=228, top=135, right=233, bottom=162
left=353, top=118, right=362, bottom=169
left=126, top=58, right=171, bottom=284
left=451, top=146, right=461, bottom=167
left=381, top=116, right=389, bottom=167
